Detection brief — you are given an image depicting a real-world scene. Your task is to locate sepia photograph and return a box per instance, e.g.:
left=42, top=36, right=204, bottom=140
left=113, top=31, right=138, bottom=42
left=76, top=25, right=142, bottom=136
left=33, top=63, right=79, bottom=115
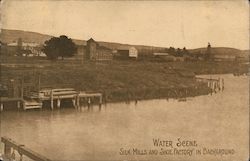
left=0, top=0, right=249, bottom=161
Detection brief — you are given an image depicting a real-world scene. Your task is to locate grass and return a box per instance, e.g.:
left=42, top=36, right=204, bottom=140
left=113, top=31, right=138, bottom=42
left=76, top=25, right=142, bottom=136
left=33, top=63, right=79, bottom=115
left=1, top=56, right=248, bottom=102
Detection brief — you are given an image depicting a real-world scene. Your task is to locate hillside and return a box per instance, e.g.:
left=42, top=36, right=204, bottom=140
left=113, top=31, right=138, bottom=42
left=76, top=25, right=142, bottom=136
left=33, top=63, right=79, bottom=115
left=1, top=29, right=248, bottom=55
left=0, top=29, right=167, bottom=52
left=0, top=29, right=53, bottom=44
left=188, top=47, right=248, bottom=56
left=0, top=29, right=85, bottom=45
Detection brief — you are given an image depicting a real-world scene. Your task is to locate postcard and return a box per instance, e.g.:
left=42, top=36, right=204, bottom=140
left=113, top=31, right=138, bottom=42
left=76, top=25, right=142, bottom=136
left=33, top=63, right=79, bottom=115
left=0, top=0, right=249, bottom=161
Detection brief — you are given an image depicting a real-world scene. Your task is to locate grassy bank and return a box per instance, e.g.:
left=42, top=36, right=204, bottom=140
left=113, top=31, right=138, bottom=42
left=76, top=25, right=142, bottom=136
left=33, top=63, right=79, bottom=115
left=1, top=57, right=248, bottom=102
left=168, top=61, right=248, bottom=75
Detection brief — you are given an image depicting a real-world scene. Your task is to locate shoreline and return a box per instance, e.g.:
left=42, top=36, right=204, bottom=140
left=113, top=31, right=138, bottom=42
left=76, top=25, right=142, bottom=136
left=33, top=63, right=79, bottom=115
left=0, top=58, right=248, bottom=110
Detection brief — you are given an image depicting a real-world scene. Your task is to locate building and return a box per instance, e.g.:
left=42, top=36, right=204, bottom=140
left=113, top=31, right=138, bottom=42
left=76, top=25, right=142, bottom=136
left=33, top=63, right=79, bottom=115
left=7, top=41, right=44, bottom=57
left=211, top=54, right=236, bottom=61
left=235, top=55, right=249, bottom=62
left=86, top=38, right=113, bottom=61
left=114, top=46, right=138, bottom=60
left=95, top=46, right=113, bottom=60
left=0, top=41, right=8, bottom=55
left=153, top=53, right=185, bottom=62
left=73, top=45, right=86, bottom=60
left=128, top=47, right=138, bottom=58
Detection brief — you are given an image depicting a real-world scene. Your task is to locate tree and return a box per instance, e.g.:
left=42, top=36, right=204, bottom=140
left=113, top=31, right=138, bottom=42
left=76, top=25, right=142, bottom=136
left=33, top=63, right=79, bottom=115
left=182, top=47, right=189, bottom=56
left=42, top=35, right=77, bottom=60
left=176, top=48, right=181, bottom=56
left=168, top=47, right=176, bottom=55
left=205, top=42, right=211, bottom=61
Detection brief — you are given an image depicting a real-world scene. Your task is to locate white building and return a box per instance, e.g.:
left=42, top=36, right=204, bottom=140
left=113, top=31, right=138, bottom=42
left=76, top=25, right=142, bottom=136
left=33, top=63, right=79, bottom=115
left=7, top=42, right=45, bottom=57
left=129, top=47, right=138, bottom=58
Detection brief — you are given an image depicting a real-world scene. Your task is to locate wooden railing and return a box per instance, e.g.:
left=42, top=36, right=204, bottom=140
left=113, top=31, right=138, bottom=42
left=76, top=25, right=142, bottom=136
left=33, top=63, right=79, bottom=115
left=1, top=137, right=52, bottom=161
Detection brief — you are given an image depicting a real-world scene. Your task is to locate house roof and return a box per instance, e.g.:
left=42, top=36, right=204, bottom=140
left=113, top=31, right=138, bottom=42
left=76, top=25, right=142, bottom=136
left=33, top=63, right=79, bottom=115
left=87, top=38, right=96, bottom=43
left=87, top=38, right=112, bottom=51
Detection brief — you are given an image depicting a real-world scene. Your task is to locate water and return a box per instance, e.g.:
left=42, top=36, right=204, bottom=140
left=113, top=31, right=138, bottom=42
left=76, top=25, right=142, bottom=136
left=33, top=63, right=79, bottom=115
left=0, top=74, right=249, bottom=161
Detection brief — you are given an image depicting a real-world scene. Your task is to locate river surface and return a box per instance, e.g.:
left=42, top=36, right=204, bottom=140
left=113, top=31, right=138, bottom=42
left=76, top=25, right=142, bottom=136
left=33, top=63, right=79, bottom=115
left=0, top=74, right=249, bottom=161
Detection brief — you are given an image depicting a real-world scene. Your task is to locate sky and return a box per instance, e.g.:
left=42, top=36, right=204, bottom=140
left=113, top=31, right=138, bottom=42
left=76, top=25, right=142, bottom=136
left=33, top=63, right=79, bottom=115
left=1, top=0, right=249, bottom=49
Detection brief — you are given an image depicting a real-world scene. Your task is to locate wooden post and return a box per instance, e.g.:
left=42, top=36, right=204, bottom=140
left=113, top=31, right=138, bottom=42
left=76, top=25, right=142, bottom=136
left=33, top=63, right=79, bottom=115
left=0, top=103, right=3, bottom=112
left=222, top=78, right=224, bottom=90
left=88, top=97, right=91, bottom=105
left=4, top=143, right=12, bottom=159
left=23, top=101, right=26, bottom=110
left=17, top=101, right=21, bottom=109
left=21, top=76, right=24, bottom=99
left=72, top=98, right=76, bottom=108
left=57, top=99, right=61, bottom=108
left=135, top=99, right=138, bottom=105
left=87, top=97, right=91, bottom=109
left=218, top=78, right=221, bottom=91
left=77, top=95, right=80, bottom=108
left=38, top=74, right=41, bottom=94
left=50, top=90, right=54, bottom=110
left=99, top=95, right=102, bottom=105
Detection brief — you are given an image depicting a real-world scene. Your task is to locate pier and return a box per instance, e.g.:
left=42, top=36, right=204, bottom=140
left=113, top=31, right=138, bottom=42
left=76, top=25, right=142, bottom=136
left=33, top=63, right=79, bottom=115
left=1, top=137, right=51, bottom=161
left=33, top=88, right=103, bottom=110
left=196, top=77, right=224, bottom=92
left=0, top=87, right=103, bottom=111
left=0, top=97, right=23, bottom=111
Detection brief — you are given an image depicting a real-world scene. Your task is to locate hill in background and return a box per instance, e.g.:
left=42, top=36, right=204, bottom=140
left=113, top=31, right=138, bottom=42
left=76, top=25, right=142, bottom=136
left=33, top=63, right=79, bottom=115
left=0, top=29, right=84, bottom=45
left=0, top=29, right=167, bottom=52
left=1, top=29, right=53, bottom=44
left=1, top=29, right=248, bottom=56
left=189, top=47, right=248, bottom=56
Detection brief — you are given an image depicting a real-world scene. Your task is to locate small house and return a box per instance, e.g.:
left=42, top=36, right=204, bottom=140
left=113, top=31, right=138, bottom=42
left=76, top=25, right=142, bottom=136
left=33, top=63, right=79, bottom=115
left=114, top=46, right=138, bottom=60
left=129, top=47, right=138, bottom=58
left=7, top=41, right=44, bottom=56
left=211, top=54, right=236, bottom=61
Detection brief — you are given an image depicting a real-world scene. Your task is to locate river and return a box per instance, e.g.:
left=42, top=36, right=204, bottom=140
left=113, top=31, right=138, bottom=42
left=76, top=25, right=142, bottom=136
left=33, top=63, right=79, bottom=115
left=0, top=74, right=249, bottom=161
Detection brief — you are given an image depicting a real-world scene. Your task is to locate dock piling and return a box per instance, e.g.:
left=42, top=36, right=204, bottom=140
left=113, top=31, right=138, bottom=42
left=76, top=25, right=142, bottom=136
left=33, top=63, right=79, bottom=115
left=50, top=90, right=54, bottom=110
left=17, top=101, right=21, bottom=109
left=0, top=103, right=3, bottom=112
left=77, top=95, right=80, bottom=108
left=4, top=142, right=11, bottom=158
left=57, top=99, right=61, bottom=108
left=99, top=95, right=102, bottom=105
left=72, top=98, right=76, bottom=108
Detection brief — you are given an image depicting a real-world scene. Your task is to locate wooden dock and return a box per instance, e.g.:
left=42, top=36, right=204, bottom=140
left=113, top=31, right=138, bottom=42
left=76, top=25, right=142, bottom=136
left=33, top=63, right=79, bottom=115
left=0, top=97, right=23, bottom=111
left=0, top=88, right=103, bottom=111
left=196, top=77, right=224, bottom=92
left=23, top=100, right=43, bottom=110
left=29, top=88, right=103, bottom=110
left=1, top=136, right=51, bottom=161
